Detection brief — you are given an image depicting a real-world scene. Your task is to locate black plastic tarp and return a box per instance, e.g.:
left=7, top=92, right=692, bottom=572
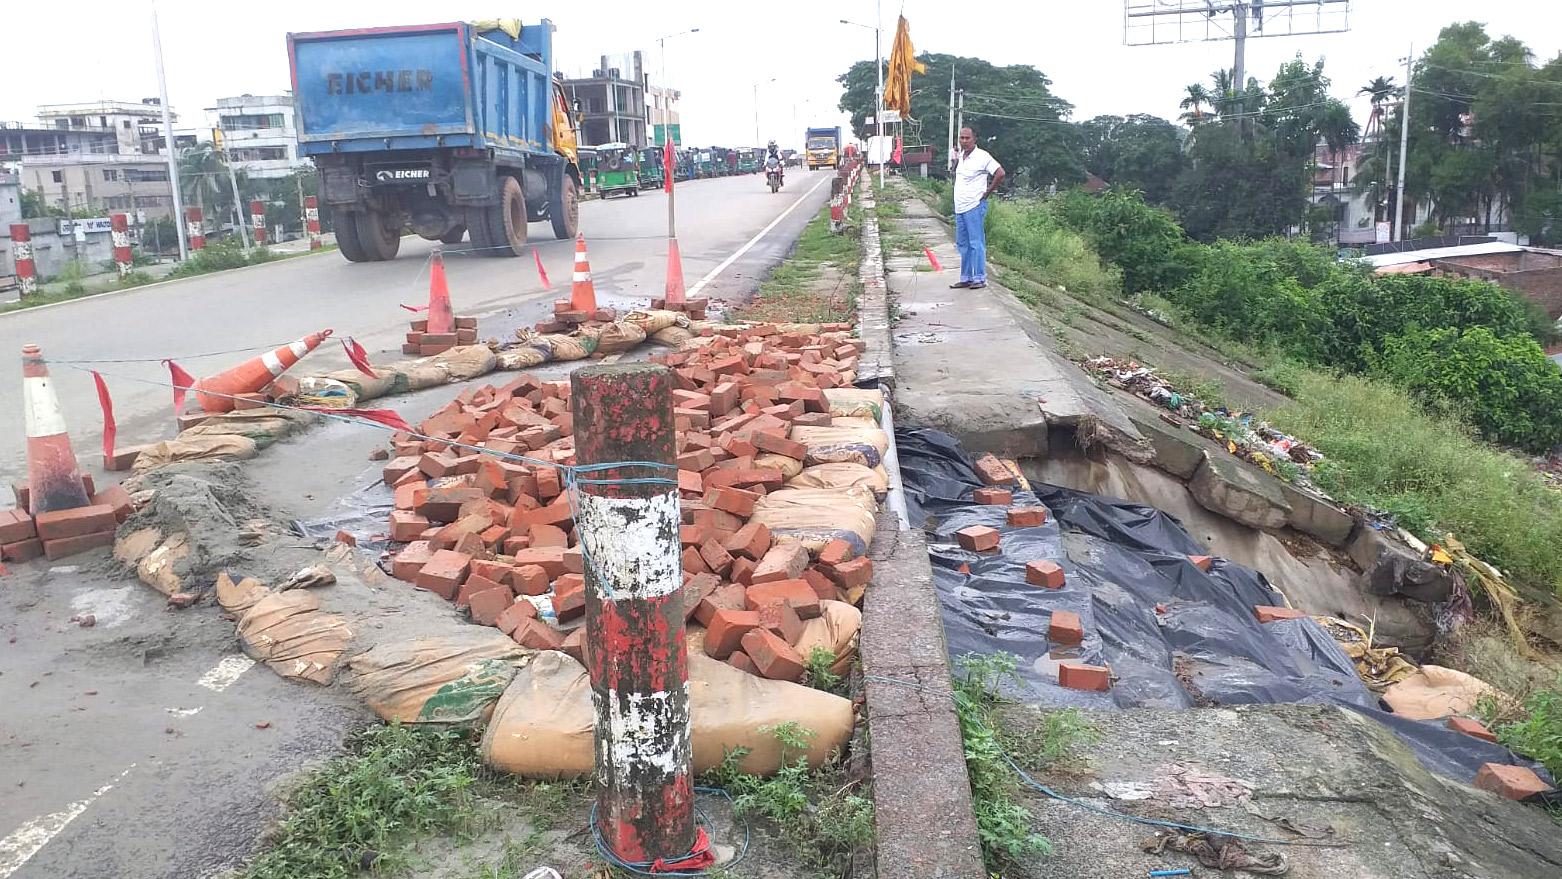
left=897, top=428, right=1556, bottom=794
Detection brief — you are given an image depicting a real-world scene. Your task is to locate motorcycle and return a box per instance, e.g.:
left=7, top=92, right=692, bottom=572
left=765, top=161, right=784, bottom=193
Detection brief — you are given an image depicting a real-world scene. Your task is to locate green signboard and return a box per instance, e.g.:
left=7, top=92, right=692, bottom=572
left=653, top=123, right=683, bottom=147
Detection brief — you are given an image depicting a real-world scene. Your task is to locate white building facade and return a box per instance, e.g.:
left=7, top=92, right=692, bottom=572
left=212, top=94, right=305, bottom=179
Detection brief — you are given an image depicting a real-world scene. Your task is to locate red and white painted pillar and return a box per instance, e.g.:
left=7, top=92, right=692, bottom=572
left=111, top=213, right=133, bottom=279
left=185, top=206, right=205, bottom=251
left=249, top=199, right=266, bottom=245
left=304, top=196, right=321, bottom=250
left=570, top=363, right=695, bottom=864
left=22, top=344, right=91, bottom=515
left=830, top=178, right=846, bottom=232
left=10, top=223, right=38, bottom=297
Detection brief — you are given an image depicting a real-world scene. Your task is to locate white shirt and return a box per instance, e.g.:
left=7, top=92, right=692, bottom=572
left=953, top=147, right=1001, bottom=214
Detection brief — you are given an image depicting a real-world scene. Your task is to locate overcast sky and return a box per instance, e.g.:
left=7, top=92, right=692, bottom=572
left=1, top=1, right=1558, bottom=152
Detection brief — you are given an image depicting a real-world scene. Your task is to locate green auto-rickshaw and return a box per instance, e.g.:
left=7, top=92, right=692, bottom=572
left=594, top=143, right=640, bottom=197
left=640, top=146, right=665, bottom=189
left=576, top=146, right=598, bottom=192
left=737, top=148, right=759, bottom=174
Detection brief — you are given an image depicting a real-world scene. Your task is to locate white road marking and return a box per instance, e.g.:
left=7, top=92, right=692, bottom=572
left=686, top=173, right=833, bottom=297
left=165, top=707, right=203, bottom=717
left=196, top=655, right=255, bottom=692
left=0, top=766, right=134, bottom=878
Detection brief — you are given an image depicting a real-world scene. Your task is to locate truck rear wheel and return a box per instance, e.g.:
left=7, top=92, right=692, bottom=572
left=471, top=176, right=526, bottom=257
left=551, top=174, right=580, bottom=240
left=333, top=208, right=371, bottom=263
left=356, top=211, right=401, bottom=261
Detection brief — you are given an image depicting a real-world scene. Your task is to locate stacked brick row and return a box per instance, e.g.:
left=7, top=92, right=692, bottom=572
left=403, top=315, right=480, bottom=357
left=534, top=302, right=621, bottom=335
left=2, top=477, right=133, bottom=562
left=380, top=321, right=877, bottom=682
left=648, top=296, right=709, bottom=321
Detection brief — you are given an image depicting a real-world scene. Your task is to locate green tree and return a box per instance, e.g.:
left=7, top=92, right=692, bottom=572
left=1072, top=114, right=1185, bottom=204
left=1171, top=118, right=1308, bottom=241
left=1179, top=84, right=1212, bottom=126
left=178, top=141, right=250, bottom=233
left=19, top=187, right=64, bottom=219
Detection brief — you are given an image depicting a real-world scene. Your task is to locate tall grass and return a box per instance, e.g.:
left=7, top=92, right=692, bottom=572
left=984, top=200, right=1121, bottom=304
left=1269, top=370, right=1562, bottom=597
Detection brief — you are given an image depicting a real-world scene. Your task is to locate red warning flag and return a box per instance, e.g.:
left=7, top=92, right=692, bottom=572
left=533, top=248, right=551, bottom=289
left=92, top=371, right=116, bottom=459
left=342, top=337, right=376, bottom=378
left=164, top=359, right=196, bottom=415
left=924, top=247, right=943, bottom=272
left=400, top=303, right=428, bottom=313
left=299, top=406, right=414, bottom=433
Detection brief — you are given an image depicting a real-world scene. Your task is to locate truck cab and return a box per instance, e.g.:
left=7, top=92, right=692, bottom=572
left=288, top=19, right=581, bottom=261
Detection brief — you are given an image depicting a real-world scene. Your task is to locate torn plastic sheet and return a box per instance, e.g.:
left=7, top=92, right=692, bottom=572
left=898, top=428, right=1556, bottom=795
left=292, top=463, right=396, bottom=554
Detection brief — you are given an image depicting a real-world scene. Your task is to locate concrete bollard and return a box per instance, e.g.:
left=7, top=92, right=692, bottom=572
left=570, top=363, right=695, bottom=865
left=10, top=223, right=38, bottom=296
left=111, top=214, right=132, bottom=278
left=185, top=206, right=205, bottom=251
left=250, top=199, right=266, bottom=245
left=304, top=196, right=321, bottom=250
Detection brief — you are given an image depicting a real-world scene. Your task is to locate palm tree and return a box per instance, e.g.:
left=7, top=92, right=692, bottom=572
left=1357, top=75, right=1398, bottom=139
left=179, top=141, right=249, bottom=236
left=1209, top=70, right=1236, bottom=117
left=1179, top=83, right=1212, bottom=125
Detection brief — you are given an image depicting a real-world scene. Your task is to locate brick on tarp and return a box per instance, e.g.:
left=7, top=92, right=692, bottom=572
left=973, top=487, right=1012, bottom=505
left=1026, top=560, right=1065, bottom=589
left=973, top=453, right=1016, bottom=486
left=1049, top=610, right=1083, bottom=645
left=1473, top=763, right=1553, bottom=800
left=1188, top=555, right=1213, bottom=572
left=1007, top=507, right=1049, bottom=527
left=955, top=525, right=1000, bottom=552
left=1446, top=717, right=1498, bottom=743
left=1058, top=662, right=1111, bottom=692
left=740, top=629, right=805, bottom=682
left=1254, top=605, right=1307, bottom=623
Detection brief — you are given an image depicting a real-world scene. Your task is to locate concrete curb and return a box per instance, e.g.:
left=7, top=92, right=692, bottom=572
left=857, top=178, right=987, bottom=879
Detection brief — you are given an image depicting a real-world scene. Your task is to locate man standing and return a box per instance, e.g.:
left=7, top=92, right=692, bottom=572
left=950, top=127, right=1005, bottom=289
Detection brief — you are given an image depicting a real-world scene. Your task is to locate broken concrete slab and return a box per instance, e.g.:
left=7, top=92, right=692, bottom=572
left=1128, top=413, right=1206, bottom=480
left=1348, top=526, right=1455, bottom=604
left=1187, top=450, right=1292, bottom=530
left=1276, top=479, right=1356, bottom=547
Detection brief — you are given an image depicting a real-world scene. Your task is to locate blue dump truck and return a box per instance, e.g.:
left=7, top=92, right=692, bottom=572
left=288, top=19, right=581, bottom=261
left=805, top=126, right=842, bottom=170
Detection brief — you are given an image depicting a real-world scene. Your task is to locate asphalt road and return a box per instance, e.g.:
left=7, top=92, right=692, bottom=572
left=0, top=169, right=836, bottom=493
left=0, top=169, right=835, bottom=879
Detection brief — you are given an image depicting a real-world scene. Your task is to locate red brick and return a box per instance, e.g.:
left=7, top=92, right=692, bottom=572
left=1254, top=605, right=1306, bottom=623
left=529, top=523, right=569, bottom=548
left=955, top=526, right=1000, bottom=552
left=757, top=600, right=807, bottom=644
left=415, top=549, right=471, bottom=599
left=44, top=531, right=117, bottom=560
left=88, top=486, right=132, bottom=523
left=973, top=454, right=1016, bottom=486
left=751, top=541, right=810, bottom=584
left=454, top=572, right=506, bottom=606
left=745, top=579, right=822, bottom=619
left=678, top=470, right=704, bottom=495
left=389, top=510, right=429, bottom=542
left=973, top=487, right=1013, bottom=505
left=704, top=608, right=761, bottom=659
left=698, top=538, right=735, bottom=575
left=34, top=505, right=117, bottom=542
left=730, top=556, right=758, bottom=585
left=2, top=538, right=44, bottom=562
left=511, top=547, right=567, bottom=578
left=727, top=650, right=758, bottom=675
left=510, top=564, right=550, bottom=595
left=512, top=617, right=566, bottom=651
left=681, top=523, right=712, bottom=548
left=563, top=547, right=584, bottom=574
left=709, top=382, right=740, bottom=415
left=676, top=448, right=715, bottom=472
left=517, top=501, right=573, bottom=529
left=416, top=486, right=486, bottom=521
left=383, top=455, right=421, bottom=485
left=722, top=522, right=772, bottom=561
left=470, top=559, right=511, bottom=582
left=791, top=411, right=832, bottom=427
left=704, top=486, right=758, bottom=518
left=1049, top=610, right=1083, bottom=645
left=1058, top=662, right=1111, bottom=692
left=695, top=583, right=748, bottom=627
left=750, top=430, right=807, bottom=461
left=391, top=541, right=435, bottom=581
left=1026, top=560, right=1066, bottom=589
left=1188, top=555, right=1213, bottom=572
left=551, top=587, right=585, bottom=622
left=682, top=545, right=710, bottom=575
left=393, top=481, right=424, bottom=511
left=681, top=573, right=722, bottom=621
left=468, top=587, right=515, bottom=627
left=1007, top=507, right=1049, bottom=527
left=1447, top=716, right=1498, bottom=743
left=825, top=556, right=873, bottom=589
left=817, top=539, right=854, bottom=567
left=535, top=468, right=562, bottom=500
left=801, top=567, right=836, bottom=601
left=103, top=445, right=145, bottom=471
left=740, top=629, right=806, bottom=682
left=1473, top=763, right=1553, bottom=800
left=0, top=510, right=35, bottom=544
left=430, top=513, right=493, bottom=551
left=553, top=572, right=585, bottom=595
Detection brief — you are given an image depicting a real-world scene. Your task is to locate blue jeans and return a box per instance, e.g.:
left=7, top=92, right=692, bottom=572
left=955, top=200, right=988, bottom=283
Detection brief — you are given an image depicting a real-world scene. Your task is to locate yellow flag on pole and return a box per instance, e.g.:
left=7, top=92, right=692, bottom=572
left=884, top=16, right=926, bottom=117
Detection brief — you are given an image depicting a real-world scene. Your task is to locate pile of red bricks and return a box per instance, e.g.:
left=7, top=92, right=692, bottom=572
left=648, top=296, right=709, bottom=321
left=403, top=316, right=480, bottom=357
left=534, top=301, right=620, bottom=335
left=380, top=321, right=877, bottom=683
left=2, top=476, right=133, bottom=562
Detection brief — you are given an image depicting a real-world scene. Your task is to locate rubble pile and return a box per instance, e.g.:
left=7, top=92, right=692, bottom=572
left=379, top=320, right=886, bottom=683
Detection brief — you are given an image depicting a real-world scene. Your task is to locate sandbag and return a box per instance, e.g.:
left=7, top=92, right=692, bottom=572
left=754, top=452, right=804, bottom=480
left=536, top=333, right=597, bottom=361
left=215, top=571, right=268, bottom=615
left=236, top=591, right=353, bottom=685
left=295, top=376, right=357, bottom=408
left=1381, top=664, right=1499, bottom=720
left=320, top=367, right=404, bottom=402
left=823, top=388, right=884, bottom=421
left=594, top=321, right=648, bottom=355
left=400, top=363, right=451, bottom=390
left=497, top=347, right=549, bottom=370
left=791, top=424, right=888, bottom=469
left=621, top=309, right=688, bottom=335
left=750, top=486, right=878, bottom=555
left=794, top=600, right=862, bottom=665
left=650, top=325, right=695, bottom=347
left=179, top=408, right=315, bottom=448
left=428, top=345, right=498, bottom=380
left=348, top=630, right=528, bottom=725
left=132, top=435, right=258, bottom=472
left=788, top=462, right=887, bottom=496
left=480, top=652, right=853, bottom=778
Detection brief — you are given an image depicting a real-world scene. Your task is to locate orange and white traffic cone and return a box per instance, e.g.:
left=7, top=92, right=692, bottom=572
left=193, top=329, right=332, bottom=413
left=426, top=248, right=456, bottom=335
left=664, top=237, right=686, bottom=306
left=571, top=233, right=598, bottom=313
left=22, top=344, right=91, bottom=516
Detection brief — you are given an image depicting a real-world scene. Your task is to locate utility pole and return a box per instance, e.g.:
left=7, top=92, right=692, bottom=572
left=220, top=132, right=251, bottom=249
left=946, top=62, right=956, bottom=174
left=875, top=0, right=884, bottom=188
left=296, top=174, right=307, bottom=240
left=1394, top=44, right=1413, bottom=243
left=152, top=2, right=189, bottom=261
left=1232, top=2, right=1247, bottom=117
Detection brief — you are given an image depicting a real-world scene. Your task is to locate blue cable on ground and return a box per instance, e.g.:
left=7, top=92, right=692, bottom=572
left=587, top=787, right=750, bottom=876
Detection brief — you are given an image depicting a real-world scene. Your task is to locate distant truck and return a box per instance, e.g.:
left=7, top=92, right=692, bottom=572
left=287, top=19, right=582, bottom=262
left=805, top=126, right=842, bottom=170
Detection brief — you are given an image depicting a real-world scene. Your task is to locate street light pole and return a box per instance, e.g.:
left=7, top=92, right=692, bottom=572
left=656, top=28, right=699, bottom=242
left=752, top=78, right=776, bottom=149
left=840, top=14, right=884, bottom=186
left=151, top=2, right=188, bottom=261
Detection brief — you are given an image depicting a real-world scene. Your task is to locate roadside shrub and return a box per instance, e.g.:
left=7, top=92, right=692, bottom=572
left=1051, top=188, right=1196, bottom=294
left=985, top=199, right=1119, bottom=302
left=168, top=239, right=277, bottom=279
left=1493, top=687, right=1562, bottom=783
left=1367, top=326, right=1562, bottom=453
left=1169, top=239, right=1331, bottom=358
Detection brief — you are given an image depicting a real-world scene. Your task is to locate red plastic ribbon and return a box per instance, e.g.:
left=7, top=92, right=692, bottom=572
left=893, top=135, right=903, bottom=164
left=533, top=248, right=551, bottom=289
left=342, top=337, right=376, bottom=378
left=664, top=141, right=675, bottom=194
left=298, top=406, right=413, bottom=433
left=164, top=359, right=195, bottom=415
left=91, top=371, right=116, bottom=459
left=400, top=303, right=428, bottom=312
left=924, top=246, right=943, bottom=272
left=649, top=827, right=715, bottom=873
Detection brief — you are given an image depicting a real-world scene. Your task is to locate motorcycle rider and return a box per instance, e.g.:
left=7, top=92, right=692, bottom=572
left=765, top=140, right=784, bottom=185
